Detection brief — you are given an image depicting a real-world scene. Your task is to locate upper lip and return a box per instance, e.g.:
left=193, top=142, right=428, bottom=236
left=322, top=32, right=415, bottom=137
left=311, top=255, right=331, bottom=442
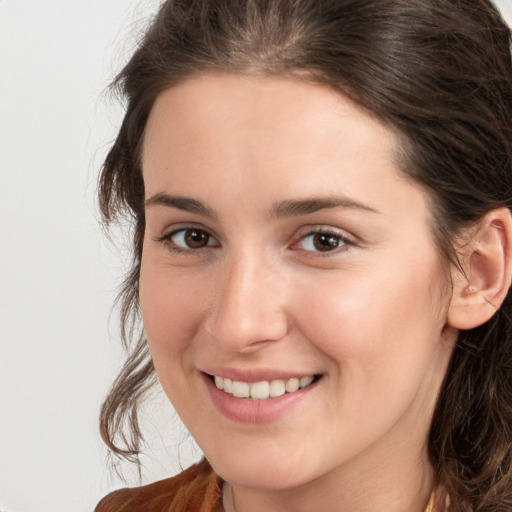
left=202, top=367, right=320, bottom=383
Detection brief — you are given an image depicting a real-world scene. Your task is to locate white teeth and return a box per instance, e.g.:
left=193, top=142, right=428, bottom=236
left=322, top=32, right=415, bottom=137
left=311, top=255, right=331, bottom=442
left=299, top=376, right=314, bottom=388
left=212, top=375, right=317, bottom=400
left=269, top=379, right=286, bottom=397
left=250, top=381, right=270, bottom=399
left=232, top=380, right=250, bottom=398
left=285, top=378, right=300, bottom=393
left=214, top=375, right=224, bottom=390
left=223, top=378, right=233, bottom=393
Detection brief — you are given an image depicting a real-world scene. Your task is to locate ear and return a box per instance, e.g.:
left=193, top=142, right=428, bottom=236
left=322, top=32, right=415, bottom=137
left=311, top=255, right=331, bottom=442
left=447, top=208, right=512, bottom=330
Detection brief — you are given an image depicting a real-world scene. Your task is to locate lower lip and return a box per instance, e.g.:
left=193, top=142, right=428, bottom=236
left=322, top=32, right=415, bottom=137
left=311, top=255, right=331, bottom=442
left=202, top=373, right=319, bottom=424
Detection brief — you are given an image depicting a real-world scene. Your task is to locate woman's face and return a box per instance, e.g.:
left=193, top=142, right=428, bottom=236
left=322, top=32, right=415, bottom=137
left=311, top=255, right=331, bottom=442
left=139, top=74, right=456, bottom=490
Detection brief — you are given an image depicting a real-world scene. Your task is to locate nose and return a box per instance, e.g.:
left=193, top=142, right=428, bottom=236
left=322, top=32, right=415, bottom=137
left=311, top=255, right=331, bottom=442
left=206, top=252, right=289, bottom=353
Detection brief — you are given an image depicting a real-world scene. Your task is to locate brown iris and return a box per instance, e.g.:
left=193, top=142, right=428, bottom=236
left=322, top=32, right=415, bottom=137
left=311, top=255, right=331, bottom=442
left=312, top=233, right=340, bottom=252
left=184, top=229, right=210, bottom=248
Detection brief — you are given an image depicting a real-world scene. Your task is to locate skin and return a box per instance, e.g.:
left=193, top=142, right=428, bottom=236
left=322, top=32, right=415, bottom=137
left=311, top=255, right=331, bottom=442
left=139, top=74, right=458, bottom=512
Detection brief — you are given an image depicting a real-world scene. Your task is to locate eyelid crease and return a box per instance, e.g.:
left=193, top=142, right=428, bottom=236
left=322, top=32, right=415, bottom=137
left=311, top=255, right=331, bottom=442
left=153, top=221, right=217, bottom=240
left=294, top=224, right=357, bottom=242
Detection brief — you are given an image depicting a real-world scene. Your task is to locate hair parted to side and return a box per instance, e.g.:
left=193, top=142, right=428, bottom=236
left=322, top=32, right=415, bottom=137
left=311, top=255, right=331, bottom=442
left=99, top=0, right=512, bottom=508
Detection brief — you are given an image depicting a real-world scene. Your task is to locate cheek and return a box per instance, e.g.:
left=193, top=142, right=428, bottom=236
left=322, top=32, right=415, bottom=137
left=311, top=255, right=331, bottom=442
left=139, top=255, right=205, bottom=358
left=287, top=258, right=451, bottom=443
left=291, top=253, right=449, bottom=377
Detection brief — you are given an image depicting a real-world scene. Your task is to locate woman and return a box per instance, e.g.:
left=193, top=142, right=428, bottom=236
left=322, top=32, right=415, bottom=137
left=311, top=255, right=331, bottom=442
left=95, top=0, right=512, bottom=510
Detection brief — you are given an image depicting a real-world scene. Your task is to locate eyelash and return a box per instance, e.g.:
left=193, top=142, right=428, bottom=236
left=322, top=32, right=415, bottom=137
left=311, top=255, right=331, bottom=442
left=154, top=226, right=355, bottom=255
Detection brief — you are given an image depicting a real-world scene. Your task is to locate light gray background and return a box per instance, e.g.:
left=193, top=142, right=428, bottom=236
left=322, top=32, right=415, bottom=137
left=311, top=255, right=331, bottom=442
left=1, top=1, right=511, bottom=511
left=0, top=2, right=201, bottom=511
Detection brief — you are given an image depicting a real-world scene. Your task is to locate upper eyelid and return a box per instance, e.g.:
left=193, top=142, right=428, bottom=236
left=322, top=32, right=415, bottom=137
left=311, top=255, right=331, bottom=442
left=294, top=225, right=357, bottom=242
left=300, top=230, right=351, bottom=241
left=154, top=223, right=218, bottom=241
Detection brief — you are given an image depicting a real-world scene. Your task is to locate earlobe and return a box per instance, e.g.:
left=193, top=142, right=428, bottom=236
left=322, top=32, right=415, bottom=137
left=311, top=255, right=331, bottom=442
left=447, top=208, right=512, bottom=330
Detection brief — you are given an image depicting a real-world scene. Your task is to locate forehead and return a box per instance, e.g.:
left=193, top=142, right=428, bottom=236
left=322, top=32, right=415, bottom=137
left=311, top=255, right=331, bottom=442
left=142, top=73, right=397, bottom=167
left=142, top=73, right=427, bottom=223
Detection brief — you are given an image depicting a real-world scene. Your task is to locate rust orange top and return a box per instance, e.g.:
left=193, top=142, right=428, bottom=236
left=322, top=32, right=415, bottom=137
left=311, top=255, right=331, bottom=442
left=94, top=459, right=223, bottom=512
left=95, top=458, right=442, bottom=511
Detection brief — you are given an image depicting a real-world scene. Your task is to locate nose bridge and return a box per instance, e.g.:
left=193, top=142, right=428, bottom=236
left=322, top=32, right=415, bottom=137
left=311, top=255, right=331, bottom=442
left=208, top=247, right=288, bottom=351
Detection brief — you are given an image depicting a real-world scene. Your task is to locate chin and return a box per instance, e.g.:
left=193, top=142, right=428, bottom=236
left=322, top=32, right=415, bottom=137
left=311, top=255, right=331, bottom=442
left=205, top=447, right=322, bottom=491
left=216, top=465, right=306, bottom=491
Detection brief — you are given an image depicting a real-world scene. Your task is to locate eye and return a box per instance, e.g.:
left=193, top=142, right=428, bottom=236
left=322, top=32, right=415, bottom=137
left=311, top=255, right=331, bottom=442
left=160, top=227, right=219, bottom=251
left=296, top=230, right=350, bottom=253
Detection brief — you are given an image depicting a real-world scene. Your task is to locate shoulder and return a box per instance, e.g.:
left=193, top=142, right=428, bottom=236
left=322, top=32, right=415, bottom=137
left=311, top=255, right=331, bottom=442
left=94, top=458, right=223, bottom=512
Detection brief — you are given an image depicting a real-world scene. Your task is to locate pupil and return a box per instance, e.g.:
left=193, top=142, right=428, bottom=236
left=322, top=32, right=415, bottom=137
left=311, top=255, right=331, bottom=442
left=185, top=229, right=208, bottom=248
left=313, top=233, right=338, bottom=251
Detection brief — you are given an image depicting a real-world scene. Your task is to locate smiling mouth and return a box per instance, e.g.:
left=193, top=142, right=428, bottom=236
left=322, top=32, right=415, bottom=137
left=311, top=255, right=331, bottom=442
left=208, top=374, right=321, bottom=400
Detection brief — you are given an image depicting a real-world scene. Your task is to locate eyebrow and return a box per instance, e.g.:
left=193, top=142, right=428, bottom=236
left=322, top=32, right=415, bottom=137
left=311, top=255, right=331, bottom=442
left=270, top=196, right=379, bottom=218
left=144, top=193, right=218, bottom=219
left=144, top=193, right=379, bottom=219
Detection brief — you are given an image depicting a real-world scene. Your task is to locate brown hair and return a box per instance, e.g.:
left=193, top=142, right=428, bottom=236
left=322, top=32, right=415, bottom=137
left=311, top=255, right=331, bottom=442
left=99, top=0, right=512, bottom=509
